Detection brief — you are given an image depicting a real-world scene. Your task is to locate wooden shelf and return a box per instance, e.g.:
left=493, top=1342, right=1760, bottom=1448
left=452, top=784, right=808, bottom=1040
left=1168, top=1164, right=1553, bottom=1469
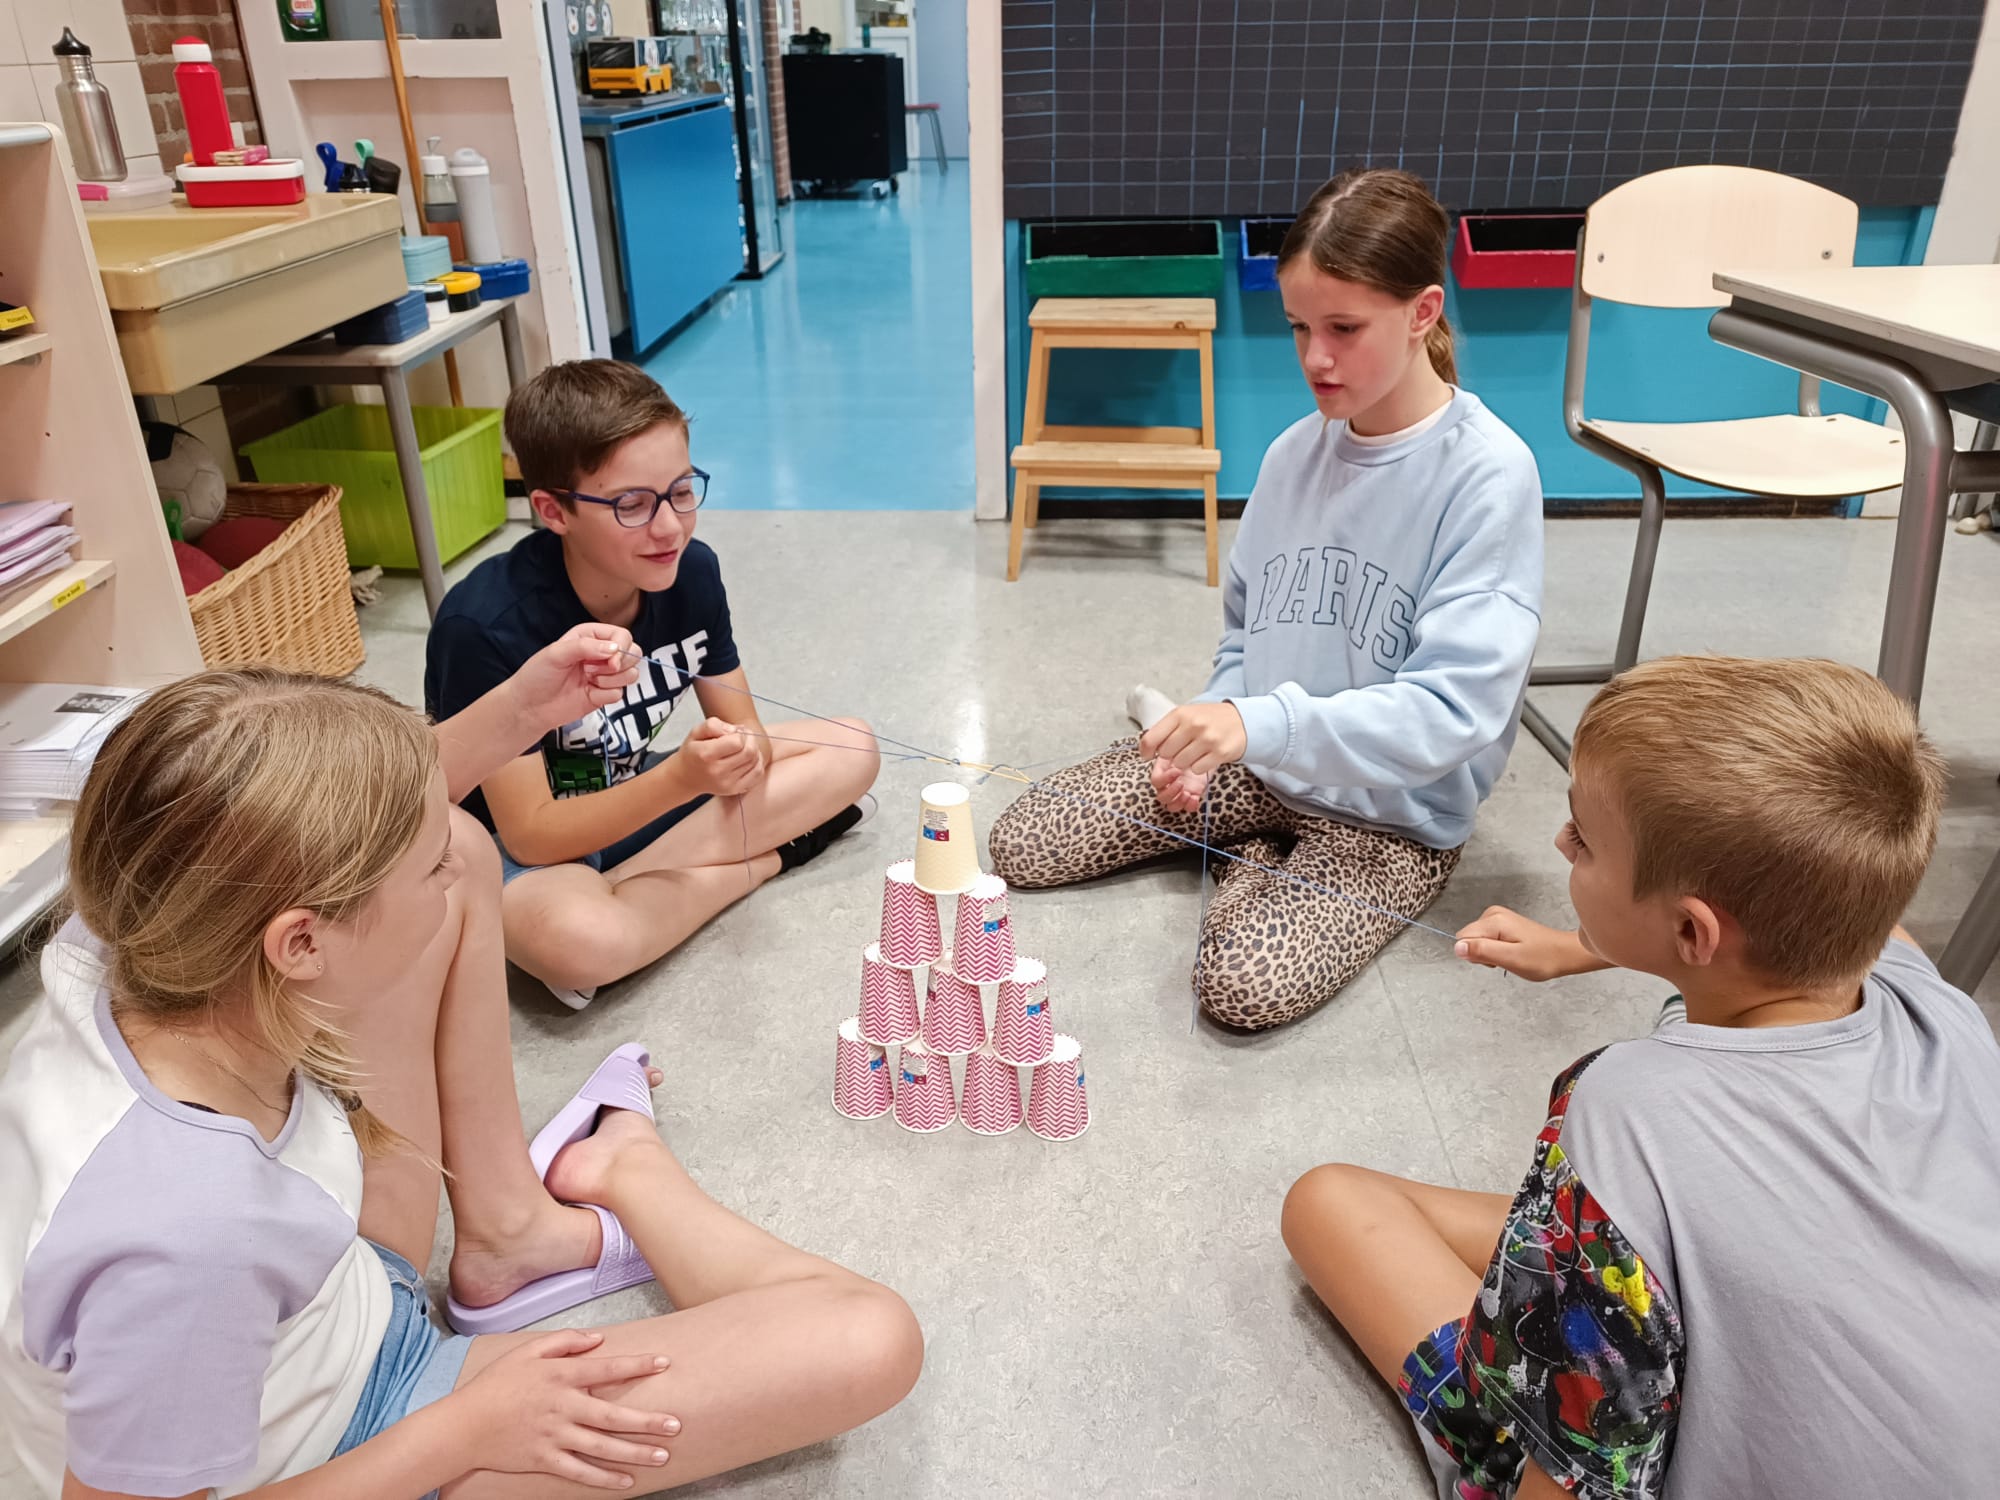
left=0, top=814, right=69, bottom=953
left=0, top=560, right=114, bottom=654
left=0, top=333, right=50, bottom=368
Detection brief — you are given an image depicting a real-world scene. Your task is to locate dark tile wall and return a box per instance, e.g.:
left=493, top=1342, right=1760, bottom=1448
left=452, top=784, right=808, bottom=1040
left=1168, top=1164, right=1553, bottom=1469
left=1002, top=0, right=1984, bottom=218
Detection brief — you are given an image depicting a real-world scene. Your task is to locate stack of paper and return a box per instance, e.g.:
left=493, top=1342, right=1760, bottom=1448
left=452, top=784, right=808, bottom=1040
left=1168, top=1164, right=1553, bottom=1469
left=0, top=501, right=78, bottom=600
left=0, top=682, right=144, bottom=819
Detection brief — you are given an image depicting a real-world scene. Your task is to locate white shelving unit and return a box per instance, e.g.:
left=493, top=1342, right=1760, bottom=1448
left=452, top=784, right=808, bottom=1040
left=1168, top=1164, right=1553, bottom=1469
left=0, top=122, right=202, bottom=951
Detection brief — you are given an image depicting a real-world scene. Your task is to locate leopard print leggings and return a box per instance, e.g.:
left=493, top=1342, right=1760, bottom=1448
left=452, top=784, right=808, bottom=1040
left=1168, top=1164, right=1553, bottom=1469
left=988, top=740, right=1461, bottom=1031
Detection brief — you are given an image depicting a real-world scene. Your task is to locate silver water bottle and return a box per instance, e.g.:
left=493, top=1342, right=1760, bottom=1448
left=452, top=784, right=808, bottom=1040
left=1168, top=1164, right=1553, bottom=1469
left=52, top=28, right=127, bottom=183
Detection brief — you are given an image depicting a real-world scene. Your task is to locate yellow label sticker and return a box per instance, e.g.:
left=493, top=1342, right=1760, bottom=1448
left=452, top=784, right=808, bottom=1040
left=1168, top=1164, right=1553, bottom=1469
left=49, top=580, right=86, bottom=610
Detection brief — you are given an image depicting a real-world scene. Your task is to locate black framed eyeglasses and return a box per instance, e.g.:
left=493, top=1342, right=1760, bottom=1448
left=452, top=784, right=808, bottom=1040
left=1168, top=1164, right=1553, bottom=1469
left=557, top=467, right=710, bottom=526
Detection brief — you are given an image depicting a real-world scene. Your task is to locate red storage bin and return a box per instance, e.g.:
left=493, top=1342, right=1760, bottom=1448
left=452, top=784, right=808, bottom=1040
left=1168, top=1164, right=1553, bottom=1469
left=1452, top=212, right=1585, bottom=290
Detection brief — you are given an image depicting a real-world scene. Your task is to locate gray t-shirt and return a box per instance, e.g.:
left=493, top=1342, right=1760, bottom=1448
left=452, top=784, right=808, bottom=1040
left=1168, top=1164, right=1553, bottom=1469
left=1403, top=939, right=2000, bottom=1498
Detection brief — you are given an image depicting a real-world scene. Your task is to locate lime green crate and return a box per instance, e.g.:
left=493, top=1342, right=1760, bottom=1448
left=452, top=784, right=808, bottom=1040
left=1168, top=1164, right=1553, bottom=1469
left=1024, top=220, right=1225, bottom=299
left=240, top=404, right=505, bottom=571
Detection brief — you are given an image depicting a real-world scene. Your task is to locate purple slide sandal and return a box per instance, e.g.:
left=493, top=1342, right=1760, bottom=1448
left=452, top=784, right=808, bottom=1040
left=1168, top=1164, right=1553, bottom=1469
left=444, top=1043, right=660, bottom=1336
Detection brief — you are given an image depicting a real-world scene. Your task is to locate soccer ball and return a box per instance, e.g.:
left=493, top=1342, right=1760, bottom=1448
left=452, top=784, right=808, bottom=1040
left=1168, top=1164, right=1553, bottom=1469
left=145, top=421, right=227, bottom=541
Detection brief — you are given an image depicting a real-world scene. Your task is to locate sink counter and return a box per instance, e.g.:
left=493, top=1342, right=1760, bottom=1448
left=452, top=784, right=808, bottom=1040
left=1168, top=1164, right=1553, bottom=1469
left=86, top=192, right=407, bottom=395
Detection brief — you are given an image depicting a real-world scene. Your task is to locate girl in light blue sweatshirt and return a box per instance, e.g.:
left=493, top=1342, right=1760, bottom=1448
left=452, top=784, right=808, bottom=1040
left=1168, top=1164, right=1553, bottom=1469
left=990, top=169, right=1544, bottom=1031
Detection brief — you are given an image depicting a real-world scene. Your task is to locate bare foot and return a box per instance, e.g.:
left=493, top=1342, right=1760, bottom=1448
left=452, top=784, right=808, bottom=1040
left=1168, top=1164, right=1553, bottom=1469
left=450, top=1203, right=603, bottom=1309
left=545, top=1105, right=674, bottom=1211
left=448, top=1065, right=666, bottom=1307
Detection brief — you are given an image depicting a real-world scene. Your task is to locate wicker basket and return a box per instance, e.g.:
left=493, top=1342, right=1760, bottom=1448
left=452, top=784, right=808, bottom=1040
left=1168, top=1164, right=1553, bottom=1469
left=187, top=484, right=366, bottom=677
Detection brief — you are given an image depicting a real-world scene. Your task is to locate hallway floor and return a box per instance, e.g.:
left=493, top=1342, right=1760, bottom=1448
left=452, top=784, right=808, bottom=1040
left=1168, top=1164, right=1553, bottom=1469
left=641, top=162, right=973, bottom=511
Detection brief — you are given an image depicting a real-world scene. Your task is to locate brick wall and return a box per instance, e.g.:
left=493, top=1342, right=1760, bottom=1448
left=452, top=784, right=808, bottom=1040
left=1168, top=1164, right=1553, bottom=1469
left=762, top=0, right=791, bottom=202
left=122, top=0, right=263, bottom=170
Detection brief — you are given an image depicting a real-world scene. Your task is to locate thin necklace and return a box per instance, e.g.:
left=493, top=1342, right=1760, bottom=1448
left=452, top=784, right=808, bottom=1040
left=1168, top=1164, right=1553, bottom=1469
left=159, top=1026, right=294, bottom=1116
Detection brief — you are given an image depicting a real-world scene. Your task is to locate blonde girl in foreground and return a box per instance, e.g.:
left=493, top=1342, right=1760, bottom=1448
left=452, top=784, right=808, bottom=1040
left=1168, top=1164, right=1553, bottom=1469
left=0, top=649, right=920, bottom=1498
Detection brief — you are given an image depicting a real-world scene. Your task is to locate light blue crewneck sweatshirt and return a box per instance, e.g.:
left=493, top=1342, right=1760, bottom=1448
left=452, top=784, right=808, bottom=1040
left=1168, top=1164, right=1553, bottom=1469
left=1198, top=387, right=1544, bottom=849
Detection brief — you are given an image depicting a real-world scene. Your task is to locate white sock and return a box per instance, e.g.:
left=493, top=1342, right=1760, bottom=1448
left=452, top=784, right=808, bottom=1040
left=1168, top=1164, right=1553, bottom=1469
left=1125, top=684, right=1177, bottom=732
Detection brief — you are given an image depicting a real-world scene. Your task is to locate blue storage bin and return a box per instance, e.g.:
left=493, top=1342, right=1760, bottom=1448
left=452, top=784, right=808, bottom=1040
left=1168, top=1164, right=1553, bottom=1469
left=1238, top=218, right=1289, bottom=292
left=454, top=258, right=532, bottom=299
left=333, top=289, right=428, bottom=345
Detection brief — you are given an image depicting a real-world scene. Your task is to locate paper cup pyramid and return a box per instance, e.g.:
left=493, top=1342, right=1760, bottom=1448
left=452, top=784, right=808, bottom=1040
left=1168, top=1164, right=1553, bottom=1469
left=829, top=783, right=1094, bottom=1144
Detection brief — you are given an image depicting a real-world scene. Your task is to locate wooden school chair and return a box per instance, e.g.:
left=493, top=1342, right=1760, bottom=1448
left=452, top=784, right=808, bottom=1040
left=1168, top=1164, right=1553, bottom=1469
left=1008, top=297, right=1222, bottom=585
left=1524, top=164, right=1908, bottom=766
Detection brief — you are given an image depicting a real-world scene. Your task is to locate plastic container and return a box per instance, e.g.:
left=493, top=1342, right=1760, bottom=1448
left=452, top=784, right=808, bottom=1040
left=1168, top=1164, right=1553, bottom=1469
left=401, top=234, right=453, bottom=282
left=80, top=174, right=175, bottom=211
left=420, top=135, right=459, bottom=223
left=332, top=288, right=427, bottom=345
left=173, top=38, right=233, bottom=166
left=437, top=269, right=482, bottom=312
left=52, top=29, right=126, bottom=183
left=454, top=258, right=530, bottom=299
left=177, top=159, right=307, bottom=208
left=241, top=404, right=505, bottom=570
left=448, top=147, right=503, bottom=262
left=1024, top=220, right=1225, bottom=299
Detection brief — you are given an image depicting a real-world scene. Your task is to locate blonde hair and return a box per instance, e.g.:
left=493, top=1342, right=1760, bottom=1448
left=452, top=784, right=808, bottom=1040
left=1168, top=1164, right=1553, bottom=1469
left=68, top=669, right=439, bottom=1156
left=1279, top=167, right=1457, bottom=384
left=1571, top=656, right=1946, bottom=988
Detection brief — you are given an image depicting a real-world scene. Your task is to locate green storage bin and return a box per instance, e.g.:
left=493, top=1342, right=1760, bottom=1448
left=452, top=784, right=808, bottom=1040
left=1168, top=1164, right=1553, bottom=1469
left=1025, top=220, right=1226, bottom=298
left=240, top=404, right=505, bottom=571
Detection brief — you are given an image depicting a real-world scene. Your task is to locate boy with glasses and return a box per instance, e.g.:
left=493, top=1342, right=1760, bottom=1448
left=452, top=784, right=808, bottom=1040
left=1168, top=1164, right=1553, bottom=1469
left=426, top=360, right=878, bottom=1008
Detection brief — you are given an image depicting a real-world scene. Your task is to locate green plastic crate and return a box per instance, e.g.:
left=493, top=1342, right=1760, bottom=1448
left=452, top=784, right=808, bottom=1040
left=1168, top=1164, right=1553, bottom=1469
left=1025, top=220, right=1226, bottom=299
left=240, top=403, right=505, bottom=571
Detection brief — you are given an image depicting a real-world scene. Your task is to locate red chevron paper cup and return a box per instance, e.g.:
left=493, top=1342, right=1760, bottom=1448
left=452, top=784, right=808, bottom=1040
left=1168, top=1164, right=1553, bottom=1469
left=994, top=956, right=1056, bottom=1066
left=894, top=1040, right=956, bottom=1133
left=921, top=958, right=987, bottom=1056
left=831, top=1016, right=893, bottom=1120
left=878, top=859, right=943, bottom=968
left=960, top=1044, right=1023, bottom=1135
left=950, top=874, right=1016, bottom=983
left=857, top=942, right=921, bottom=1046
left=1027, top=1033, right=1089, bottom=1141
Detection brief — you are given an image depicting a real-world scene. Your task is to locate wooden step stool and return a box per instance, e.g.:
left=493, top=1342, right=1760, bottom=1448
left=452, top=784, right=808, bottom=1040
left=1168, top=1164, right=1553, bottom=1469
left=1008, top=297, right=1222, bottom=584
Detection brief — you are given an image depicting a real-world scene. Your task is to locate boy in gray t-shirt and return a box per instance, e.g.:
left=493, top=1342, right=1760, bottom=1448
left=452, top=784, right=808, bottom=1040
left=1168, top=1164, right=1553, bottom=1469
left=1282, top=656, right=2000, bottom=1500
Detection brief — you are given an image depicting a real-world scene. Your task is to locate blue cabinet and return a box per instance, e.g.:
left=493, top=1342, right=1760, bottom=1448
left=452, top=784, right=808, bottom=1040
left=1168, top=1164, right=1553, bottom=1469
left=583, top=97, right=743, bottom=354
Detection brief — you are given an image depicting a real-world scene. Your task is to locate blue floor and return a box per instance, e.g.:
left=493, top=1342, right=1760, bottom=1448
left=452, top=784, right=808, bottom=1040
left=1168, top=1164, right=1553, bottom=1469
left=642, top=162, right=973, bottom=511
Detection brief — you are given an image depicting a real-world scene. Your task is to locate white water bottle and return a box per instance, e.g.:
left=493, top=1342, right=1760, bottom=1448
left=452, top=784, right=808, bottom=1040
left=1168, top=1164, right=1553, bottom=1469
left=448, top=147, right=502, bottom=264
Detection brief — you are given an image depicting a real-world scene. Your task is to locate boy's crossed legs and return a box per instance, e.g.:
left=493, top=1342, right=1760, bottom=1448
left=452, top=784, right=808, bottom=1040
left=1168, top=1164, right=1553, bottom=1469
left=504, top=716, right=878, bottom=996
left=1282, top=1165, right=1565, bottom=1499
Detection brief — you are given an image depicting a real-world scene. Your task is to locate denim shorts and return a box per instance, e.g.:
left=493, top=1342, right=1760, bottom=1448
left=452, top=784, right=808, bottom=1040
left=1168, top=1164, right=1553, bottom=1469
left=499, top=793, right=711, bottom=885
left=331, top=1242, right=476, bottom=1490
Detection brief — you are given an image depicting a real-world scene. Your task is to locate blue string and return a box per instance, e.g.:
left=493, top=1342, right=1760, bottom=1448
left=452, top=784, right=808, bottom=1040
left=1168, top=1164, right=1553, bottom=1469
left=1192, top=783, right=1212, bottom=1032
left=645, top=667, right=1460, bottom=946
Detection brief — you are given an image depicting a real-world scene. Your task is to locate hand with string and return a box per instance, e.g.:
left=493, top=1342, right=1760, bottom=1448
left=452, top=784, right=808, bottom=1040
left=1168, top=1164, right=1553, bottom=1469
left=1149, top=757, right=1208, bottom=815
left=677, top=717, right=767, bottom=798
left=1139, top=701, right=1248, bottom=779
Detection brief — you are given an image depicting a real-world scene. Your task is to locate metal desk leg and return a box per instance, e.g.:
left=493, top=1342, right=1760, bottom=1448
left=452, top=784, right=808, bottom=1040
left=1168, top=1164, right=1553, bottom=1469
left=1939, top=845, right=2000, bottom=994
left=1709, top=308, right=1957, bottom=709
left=383, top=369, right=448, bottom=618
left=498, top=301, right=528, bottom=390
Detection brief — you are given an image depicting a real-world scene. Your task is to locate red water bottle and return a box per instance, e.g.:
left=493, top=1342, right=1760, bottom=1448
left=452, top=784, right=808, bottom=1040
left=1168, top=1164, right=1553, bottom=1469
left=173, top=37, right=232, bottom=166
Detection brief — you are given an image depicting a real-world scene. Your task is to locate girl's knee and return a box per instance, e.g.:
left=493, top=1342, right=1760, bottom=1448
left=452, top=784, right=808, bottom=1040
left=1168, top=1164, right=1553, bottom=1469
left=985, top=801, right=1050, bottom=887
left=828, top=1281, right=925, bottom=1419
left=448, top=805, right=502, bottom=886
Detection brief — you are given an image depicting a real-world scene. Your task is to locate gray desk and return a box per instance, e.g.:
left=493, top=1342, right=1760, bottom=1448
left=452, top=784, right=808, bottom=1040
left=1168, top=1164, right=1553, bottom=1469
left=1709, top=264, right=2000, bottom=991
left=210, top=298, right=528, bottom=617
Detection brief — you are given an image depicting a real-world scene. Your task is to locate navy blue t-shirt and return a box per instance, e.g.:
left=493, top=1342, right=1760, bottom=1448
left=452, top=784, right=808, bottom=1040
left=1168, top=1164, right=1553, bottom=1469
left=423, top=527, right=740, bottom=831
